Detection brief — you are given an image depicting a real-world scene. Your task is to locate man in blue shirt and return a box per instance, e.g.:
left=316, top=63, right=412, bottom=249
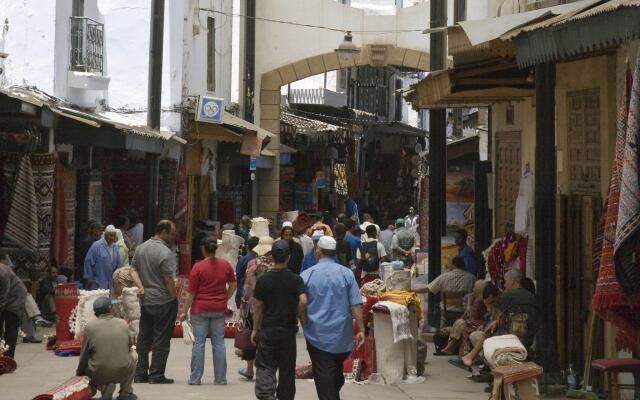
left=343, top=219, right=361, bottom=263
left=300, top=231, right=339, bottom=273
left=455, top=229, right=477, bottom=276
left=84, top=225, right=120, bottom=290
left=344, top=197, right=360, bottom=227
left=300, top=236, right=364, bottom=400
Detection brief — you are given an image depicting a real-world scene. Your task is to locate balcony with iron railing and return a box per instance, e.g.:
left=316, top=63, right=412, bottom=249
left=288, top=88, right=347, bottom=108
left=69, top=17, right=104, bottom=74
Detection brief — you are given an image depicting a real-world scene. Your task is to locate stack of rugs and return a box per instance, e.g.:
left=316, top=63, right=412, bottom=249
left=483, top=334, right=528, bottom=369
left=32, top=376, right=92, bottom=400
left=69, top=289, right=110, bottom=339
left=0, top=338, right=16, bottom=375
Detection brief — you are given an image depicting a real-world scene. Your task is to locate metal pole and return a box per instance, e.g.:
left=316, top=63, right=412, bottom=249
left=427, top=0, right=447, bottom=330
left=144, top=0, right=164, bottom=239
left=534, top=62, right=560, bottom=375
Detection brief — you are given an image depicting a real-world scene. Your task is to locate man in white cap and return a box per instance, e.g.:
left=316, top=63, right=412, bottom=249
left=300, top=236, right=364, bottom=400
left=84, top=224, right=120, bottom=290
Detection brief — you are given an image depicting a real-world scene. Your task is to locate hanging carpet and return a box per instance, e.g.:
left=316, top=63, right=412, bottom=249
left=614, top=51, right=640, bottom=297
left=592, top=61, right=640, bottom=354
left=51, top=158, right=69, bottom=268
left=2, top=154, right=38, bottom=250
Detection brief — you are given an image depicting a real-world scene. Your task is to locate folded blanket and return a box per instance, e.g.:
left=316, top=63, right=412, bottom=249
left=483, top=334, right=527, bottom=369
left=374, top=301, right=412, bottom=343
left=32, top=376, right=92, bottom=400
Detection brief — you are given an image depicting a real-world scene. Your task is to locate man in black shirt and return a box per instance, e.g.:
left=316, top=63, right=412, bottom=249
left=252, top=240, right=307, bottom=400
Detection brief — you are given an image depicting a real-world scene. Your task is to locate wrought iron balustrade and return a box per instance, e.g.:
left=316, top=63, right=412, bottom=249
left=69, top=17, right=104, bottom=74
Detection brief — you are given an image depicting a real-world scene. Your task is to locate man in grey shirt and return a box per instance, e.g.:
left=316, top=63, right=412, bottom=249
left=0, top=250, right=28, bottom=359
left=131, top=220, right=177, bottom=384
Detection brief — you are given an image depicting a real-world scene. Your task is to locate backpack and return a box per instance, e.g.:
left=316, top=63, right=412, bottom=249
left=361, top=241, right=380, bottom=273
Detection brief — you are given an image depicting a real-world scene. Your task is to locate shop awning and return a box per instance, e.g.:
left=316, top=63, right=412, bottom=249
left=366, top=121, right=427, bottom=138
left=508, top=0, right=640, bottom=67
left=280, top=112, right=341, bottom=134
left=406, top=61, right=534, bottom=109
left=0, top=86, right=185, bottom=147
left=192, top=112, right=275, bottom=143
left=443, top=0, right=599, bottom=61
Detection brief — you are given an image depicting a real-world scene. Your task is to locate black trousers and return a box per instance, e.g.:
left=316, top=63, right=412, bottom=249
left=135, top=299, right=178, bottom=380
left=255, top=327, right=297, bottom=400
left=306, top=341, right=350, bottom=400
left=0, top=310, right=19, bottom=359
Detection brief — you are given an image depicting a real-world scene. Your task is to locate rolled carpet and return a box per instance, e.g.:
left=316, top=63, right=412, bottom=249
left=483, top=334, right=527, bottom=369
left=0, top=355, right=17, bottom=374
left=32, top=376, right=92, bottom=400
left=53, top=338, right=83, bottom=357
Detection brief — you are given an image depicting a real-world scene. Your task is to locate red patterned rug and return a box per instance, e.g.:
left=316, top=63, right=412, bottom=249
left=593, top=62, right=640, bottom=354
left=32, top=376, right=92, bottom=400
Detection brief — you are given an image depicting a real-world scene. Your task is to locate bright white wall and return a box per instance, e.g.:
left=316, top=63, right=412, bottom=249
left=182, top=0, right=233, bottom=102
left=255, top=0, right=429, bottom=79
left=104, top=0, right=179, bottom=110
left=254, top=0, right=429, bottom=122
left=0, top=0, right=57, bottom=94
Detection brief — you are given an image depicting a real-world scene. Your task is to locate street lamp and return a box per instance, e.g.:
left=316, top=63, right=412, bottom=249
left=334, top=31, right=360, bottom=64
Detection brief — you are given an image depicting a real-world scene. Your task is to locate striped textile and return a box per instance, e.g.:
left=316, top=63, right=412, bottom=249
left=614, top=50, right=640, bottom=297
left=592, top=61, right=640, bottom=354
left=3, top=155, right=38, bottom=249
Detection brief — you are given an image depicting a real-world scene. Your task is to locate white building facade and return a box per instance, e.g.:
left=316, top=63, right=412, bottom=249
left=0, top=0, right=234, bottom=134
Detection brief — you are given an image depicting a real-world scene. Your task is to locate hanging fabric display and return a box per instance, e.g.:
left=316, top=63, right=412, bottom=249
left=592, top=58, right=640, bottom=354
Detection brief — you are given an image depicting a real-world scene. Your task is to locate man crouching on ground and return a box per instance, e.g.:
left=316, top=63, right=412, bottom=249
left=252, top=240, right=307, bottom=400
left=77, top=296, right=137, bottom=400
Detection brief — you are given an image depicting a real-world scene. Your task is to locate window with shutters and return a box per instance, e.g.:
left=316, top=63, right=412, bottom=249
left=567, top=89, right=600, bottom=193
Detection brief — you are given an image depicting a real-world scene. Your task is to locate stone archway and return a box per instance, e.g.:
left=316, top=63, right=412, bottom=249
left=256, top=46, right=430, bottom=217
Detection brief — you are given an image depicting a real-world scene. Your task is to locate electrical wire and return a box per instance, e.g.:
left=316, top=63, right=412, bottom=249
left=199, top=8, right=424, bottom=34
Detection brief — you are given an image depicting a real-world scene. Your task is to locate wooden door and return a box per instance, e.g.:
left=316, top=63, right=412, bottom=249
left=557, top=194, right=604, bottom=372
left=495, top=131, right=521, bottom=237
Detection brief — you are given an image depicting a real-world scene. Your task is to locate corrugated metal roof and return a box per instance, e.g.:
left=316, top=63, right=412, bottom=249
left=280, top=112, right=340, bottom=132
left=566, top=0, right=640, bottom=20
left=511, top=0, right=640, bottom=67
left=0, top=86, right=185, bottom=144
left=456, top=0, right=597, bottom=46
left=221, top=112, right=274, bottom=140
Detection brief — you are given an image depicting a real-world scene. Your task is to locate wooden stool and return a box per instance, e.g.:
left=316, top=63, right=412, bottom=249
left=591, top=358, right=640, bottom=400
left=491, top=362, right=543, bottom=400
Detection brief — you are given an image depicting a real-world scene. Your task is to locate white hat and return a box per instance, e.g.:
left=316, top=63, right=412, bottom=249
left=282, top=221, right=293, bottom=228
left=317, top=236, right=336, bottom=251
left=105, top=224, right=117, bottom=233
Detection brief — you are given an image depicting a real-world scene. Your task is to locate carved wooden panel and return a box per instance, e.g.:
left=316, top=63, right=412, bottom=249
left=495, top=131, right=521, bottom=237
left=567, top=89, right=601, bottom=193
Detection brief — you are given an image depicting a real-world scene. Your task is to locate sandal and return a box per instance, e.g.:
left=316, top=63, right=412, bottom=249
left=433, top=350, right=456, bottom=356
left=238, top=368, right=254, bottom=381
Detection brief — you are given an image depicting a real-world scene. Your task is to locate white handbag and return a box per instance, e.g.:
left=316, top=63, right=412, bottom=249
left=182, top=320, right=195, bottom=345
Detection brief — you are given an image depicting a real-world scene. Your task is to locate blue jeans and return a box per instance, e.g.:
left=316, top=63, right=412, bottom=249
left=189, top=312, right=227, bottom=385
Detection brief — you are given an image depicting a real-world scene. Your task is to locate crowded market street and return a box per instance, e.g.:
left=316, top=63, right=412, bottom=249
left=6, top=330, right=489, bottom=400
left=2, top=1, right=640, bottom=399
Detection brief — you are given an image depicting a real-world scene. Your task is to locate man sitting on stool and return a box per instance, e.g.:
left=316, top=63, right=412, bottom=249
left=77, top=297, right=137, bottom=400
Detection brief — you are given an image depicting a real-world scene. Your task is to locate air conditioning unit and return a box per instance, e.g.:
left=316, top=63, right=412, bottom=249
left=196, top=95, right=225, bottom=124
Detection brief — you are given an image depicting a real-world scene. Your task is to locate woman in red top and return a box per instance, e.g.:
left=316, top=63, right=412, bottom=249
left=180, top=236, right=237, bottom=385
